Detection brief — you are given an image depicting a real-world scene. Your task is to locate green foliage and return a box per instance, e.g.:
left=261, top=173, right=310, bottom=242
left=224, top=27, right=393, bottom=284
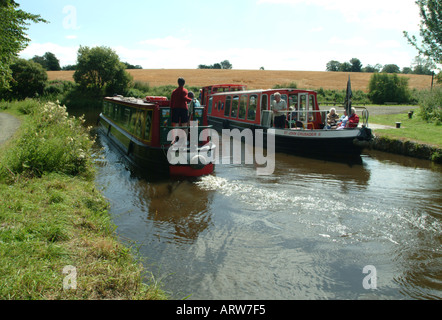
left=273, top=82, right=298, bottom=89
left=368, top=73, right=412, bottom=104
left=73, top=46, right=133, bottom=96
left=31, top=52, right=61, bottom=71
left=0, top=101, right=95, bottom=180
left=5, top=58, right=48, bottom=100
left=417, top=87, right=442, bottom=123
left=404, top=0, right=442, bottom=64
left=0, top=1, right=47, bottom=89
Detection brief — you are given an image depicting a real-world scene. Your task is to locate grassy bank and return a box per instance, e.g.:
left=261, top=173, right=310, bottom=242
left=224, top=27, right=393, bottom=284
left=370, top=111, right=442, bottom=148
left=0, top=100, right=167, bottom=300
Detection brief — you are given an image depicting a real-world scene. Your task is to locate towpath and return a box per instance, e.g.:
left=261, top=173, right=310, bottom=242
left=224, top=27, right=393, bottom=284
left=0, top=113, right=21, bottom=146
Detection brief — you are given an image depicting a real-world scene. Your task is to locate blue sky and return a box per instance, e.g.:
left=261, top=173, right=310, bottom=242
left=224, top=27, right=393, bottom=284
left=18, top=0, right=426, bottom=71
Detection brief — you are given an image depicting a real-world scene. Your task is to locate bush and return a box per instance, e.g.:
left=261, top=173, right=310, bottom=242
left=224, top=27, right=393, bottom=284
left=368, top=73, right=412, bottom=104
left=0, top=101, right=95, bottom=180
left=418, top=87, right=442, bottom=123
left=6, top=59, right=48, bottom=100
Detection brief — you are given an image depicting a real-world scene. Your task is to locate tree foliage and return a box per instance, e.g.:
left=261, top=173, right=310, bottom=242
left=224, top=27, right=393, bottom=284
left=5, top=58, right=48, bottom=100
left=404, top=0, right=442, bottom=64
left=73, top=46, right=132, bottom=96
left=0, top=0, right=47, bottom=90
left=31, top=52, right=61, bottom=71
left=368, top=73, right=412, bottom=104
left=198, top=60, right=232, bottom=69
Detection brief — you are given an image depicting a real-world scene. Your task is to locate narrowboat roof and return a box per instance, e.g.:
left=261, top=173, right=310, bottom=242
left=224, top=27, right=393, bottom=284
left=104, top=96, right=157, bottom=108
left=209, top=88, right=318, bottom=97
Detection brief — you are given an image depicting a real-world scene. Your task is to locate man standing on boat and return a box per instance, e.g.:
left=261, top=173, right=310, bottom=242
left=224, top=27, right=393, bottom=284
left=171, top=78, right=192, bottom=128
left=271, top=92, right=287, bottom=129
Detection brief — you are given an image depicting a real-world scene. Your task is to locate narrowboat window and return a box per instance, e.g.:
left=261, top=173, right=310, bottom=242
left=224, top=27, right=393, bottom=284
left=289, top=94, right=298, bottom=120
left=231, top=95, right=239, bottom=118
left=261, top=94, right=268, bottom=110
left=135, top=111, right=145, bottom=138
left=208, top=97, right=213, bottom=114
left=309, top=94, right=316, bottom=121
left=225, top=96, right=232, bottom=117
left=239, top=95, right=248, bottom=119
left=247, top=94, right=258, bottom=121
left=113, top=105, right=119, bottom=120
left=299, top=94, right=307, bottom=121
left=145, top=110, right=153, bottom=141
left=123, top=108, right=131, bottom=127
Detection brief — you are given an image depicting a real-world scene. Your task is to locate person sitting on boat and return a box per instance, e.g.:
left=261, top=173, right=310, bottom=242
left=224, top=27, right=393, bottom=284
left=171, top=78, right=192, bottom=128
left=336, top=110, right=349, bottom=130
left=326, top=108, right=340, bottom=129
left=271, top=92, right=287, bottom=129
left=187, top=91, right=201, bottom=121
left=347, top=107, right=360, bottom=128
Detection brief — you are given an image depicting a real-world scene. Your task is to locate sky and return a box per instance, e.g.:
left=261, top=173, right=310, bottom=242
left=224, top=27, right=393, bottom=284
left=18, top=0, right=428, bottom=71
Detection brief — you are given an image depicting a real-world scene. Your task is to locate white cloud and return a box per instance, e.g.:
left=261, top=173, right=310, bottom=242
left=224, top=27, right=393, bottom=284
left=138, top=36, right=191, bottom=49
left=19, top=42, right=79, bottom=66
left=376, top=40, right=401, bottom=49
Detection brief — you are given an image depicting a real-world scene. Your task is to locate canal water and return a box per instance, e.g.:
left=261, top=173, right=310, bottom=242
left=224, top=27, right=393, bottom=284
left=92, top=129, right=441, bottom=300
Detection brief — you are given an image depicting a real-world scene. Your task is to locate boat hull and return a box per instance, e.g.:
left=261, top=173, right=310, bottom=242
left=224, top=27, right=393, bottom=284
left=208, top=115, right=371, bottom=160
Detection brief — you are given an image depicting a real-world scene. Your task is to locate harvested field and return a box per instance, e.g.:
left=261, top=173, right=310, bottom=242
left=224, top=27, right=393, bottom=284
left=47, top=69, right=434, bottom=92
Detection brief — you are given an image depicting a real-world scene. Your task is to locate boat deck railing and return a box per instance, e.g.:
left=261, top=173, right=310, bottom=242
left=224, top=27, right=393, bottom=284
left=262, top=106, right=369, bottom=130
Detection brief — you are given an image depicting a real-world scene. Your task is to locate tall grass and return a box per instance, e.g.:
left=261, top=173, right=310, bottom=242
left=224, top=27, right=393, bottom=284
left=0, top=101, right=94, bottom=181
left=417, top=87, right=442, bottom=124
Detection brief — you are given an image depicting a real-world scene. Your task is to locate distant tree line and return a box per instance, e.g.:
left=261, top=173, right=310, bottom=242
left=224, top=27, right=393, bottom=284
left=198, top=60, right=232, bottom=70
left=326, top=56, right=436, bottom=75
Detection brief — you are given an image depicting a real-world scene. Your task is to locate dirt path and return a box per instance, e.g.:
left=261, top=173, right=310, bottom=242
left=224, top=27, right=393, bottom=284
left=0, top=113, right=21, bottom=146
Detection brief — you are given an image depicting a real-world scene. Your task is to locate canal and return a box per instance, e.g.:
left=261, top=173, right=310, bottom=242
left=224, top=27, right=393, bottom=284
left=91, top=128, right=441, bottom=300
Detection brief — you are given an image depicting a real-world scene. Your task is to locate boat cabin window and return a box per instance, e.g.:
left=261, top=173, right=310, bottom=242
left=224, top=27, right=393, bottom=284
left=289, top=94, right=298, bottom=121
left=247, top=94, right=258, bottom=121
left=261, top=94, right=268, bottom=111
left=225, top=96, right=232, bottom=117
left=145, top=110, right=153, bottom=141
left=208, top=97, right=213, bottom=114
left=309, top=94, right=316, bottom=121
left=239, top=95, right=248, bottom=119
left=299, top=94, right=307, bottom=121
left=231, top=95, right=239, bottom=118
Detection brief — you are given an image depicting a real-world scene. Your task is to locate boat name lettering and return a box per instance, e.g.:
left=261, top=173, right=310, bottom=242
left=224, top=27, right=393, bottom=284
left=284, top=131, right=320, bottom=137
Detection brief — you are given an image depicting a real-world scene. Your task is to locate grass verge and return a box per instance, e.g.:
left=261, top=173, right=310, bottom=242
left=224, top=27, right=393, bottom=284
left=370, top=110, right=442, bottom=148
left=0, top=101, right=168, bottom=300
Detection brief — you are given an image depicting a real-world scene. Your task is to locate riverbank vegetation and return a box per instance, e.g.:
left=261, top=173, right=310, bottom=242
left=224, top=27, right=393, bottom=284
left=0, top=100, right=168, bottom=299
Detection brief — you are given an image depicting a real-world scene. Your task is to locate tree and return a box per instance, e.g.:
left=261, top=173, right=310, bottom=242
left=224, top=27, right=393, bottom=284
left=220, top=60, right=232, bottom=70
left=31, top=52, right=61, bottom=71
left=326, top=60, right=341, bottom=72
left=350, top=58, right=363, bottom=72
left=404, top=0, right=442, bottom=64
left=381, top=64, right=401, bottom=73
left=73, top=46, right=132, bottom=95
left=411, top=55, right=436, bottom=75
left=339, top=62, right=352, bottom=72
left=8, top=58, right=48, bottom=99
left=368, top=73, right=412, bottom=104
left=363, top=64, right=382, bottom=73
left=0, top=0, right=47, bottom=90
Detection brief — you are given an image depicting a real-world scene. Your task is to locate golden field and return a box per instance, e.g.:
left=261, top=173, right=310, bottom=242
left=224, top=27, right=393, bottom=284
left=47, top=69, right=434, bottom=92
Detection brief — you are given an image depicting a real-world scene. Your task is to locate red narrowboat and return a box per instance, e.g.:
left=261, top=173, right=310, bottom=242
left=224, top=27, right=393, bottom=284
left=200, top=83, right=373, bottom=159
left=98, top=96, right=216, bottom=178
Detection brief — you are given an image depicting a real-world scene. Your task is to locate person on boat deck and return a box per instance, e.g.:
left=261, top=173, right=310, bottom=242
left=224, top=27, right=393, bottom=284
left=347, top=107, right=360, bottom=128
left=326, top=108, right=340, bottom=129
left=271, top=92, right=287, bottom=129
left=187, top=91, right=201, bottom=121
left=336, top=110, right=348, bottom=130
left=171, top=78, right=192, bottom=128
